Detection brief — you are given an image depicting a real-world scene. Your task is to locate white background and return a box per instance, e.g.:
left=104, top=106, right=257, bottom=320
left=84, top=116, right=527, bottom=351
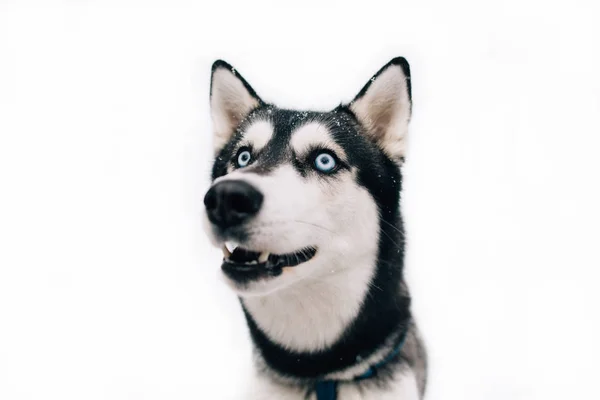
left=1, top=1, right=599, bottom=399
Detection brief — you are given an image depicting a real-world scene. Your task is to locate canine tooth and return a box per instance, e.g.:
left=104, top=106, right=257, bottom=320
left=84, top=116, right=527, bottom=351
left=222, top=245, right=231, bottom=258
left=258, top=252, right=270, bottom=263
left=225, top=242, right=238, bottom=253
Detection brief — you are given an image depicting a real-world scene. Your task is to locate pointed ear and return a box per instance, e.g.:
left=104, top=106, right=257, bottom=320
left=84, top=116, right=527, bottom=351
left=349, top=57, right=412, bottom=160
left=210, top=60, right=264, bottom=151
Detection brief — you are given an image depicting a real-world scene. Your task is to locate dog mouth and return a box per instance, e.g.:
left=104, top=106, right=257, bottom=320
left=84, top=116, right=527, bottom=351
left=221, top=243, right=317, bottom=283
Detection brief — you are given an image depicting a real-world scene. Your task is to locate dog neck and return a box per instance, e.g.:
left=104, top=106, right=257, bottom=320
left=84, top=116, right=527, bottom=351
left=242, top=260, right=376, bottom=352
left=240, top=222, right=411, bottom=380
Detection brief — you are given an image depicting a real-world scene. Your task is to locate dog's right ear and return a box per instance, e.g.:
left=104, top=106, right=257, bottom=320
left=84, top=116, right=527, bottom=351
left=210, top=60, right=263, bottom=152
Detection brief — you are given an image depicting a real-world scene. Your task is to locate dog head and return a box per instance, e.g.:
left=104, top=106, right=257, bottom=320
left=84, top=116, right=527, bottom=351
left=203, top=58, right=412, bottom=297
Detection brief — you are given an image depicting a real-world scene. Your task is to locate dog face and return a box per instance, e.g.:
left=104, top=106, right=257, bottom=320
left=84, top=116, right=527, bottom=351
left=203, top=59, right=412, bottom=297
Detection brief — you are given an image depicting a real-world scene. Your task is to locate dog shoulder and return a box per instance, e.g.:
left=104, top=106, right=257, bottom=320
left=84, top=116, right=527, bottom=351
left=337, top=368, right=421, bottom=400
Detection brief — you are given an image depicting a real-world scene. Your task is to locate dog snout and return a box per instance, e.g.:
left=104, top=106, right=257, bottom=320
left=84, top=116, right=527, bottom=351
left=204, top=180, right=263, bottom=228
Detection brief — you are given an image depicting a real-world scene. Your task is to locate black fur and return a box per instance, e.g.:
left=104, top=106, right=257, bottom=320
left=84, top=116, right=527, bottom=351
left=209, top=59, right=414, bottom=381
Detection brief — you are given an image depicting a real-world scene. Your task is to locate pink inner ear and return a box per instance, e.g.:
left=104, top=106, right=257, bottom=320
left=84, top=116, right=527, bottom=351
left=349, top=64, right=411, bottom=159
left=210, top=67, right=261, bottom=149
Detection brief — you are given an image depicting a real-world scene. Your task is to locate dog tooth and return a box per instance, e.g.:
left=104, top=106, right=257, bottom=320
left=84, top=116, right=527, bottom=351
left=258, top=252, right=269, bottom=263
left=222, top=245, right=231, bottom=259
left=225, top=242, right=238, bottom=253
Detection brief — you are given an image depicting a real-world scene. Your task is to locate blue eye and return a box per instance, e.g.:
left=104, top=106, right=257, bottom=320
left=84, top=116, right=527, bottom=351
left=314, top=152, right=337, bottom=173
left=237, top=150, right=252, bottom=167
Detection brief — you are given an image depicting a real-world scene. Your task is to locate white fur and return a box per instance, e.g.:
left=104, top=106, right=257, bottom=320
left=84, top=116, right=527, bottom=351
left=242, top=257, right=375, bottom=352
left=336, top=369, right=420, bottom=400
left=240, top=120, right=274, bottom=152
left=210, top=68, right=260, bottom=152
left=290, top=122, right=348, bottom=161
left=247, top=372, right=307, bottom=400
left=350, top=65, right=411, bottom=160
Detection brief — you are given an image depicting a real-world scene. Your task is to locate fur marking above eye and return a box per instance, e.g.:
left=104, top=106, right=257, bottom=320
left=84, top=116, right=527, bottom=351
left=314, top=152, right=337, bottom=173
left=237, top=149, right=252, bottom=167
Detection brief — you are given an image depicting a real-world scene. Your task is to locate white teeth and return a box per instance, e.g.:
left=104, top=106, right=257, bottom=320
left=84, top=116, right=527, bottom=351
left=258, top=252, right=270, bottom=263
left=222, top=245, right=231, bottom=259
left=225, top=242, right=239, bottom=253
left=222, top=243, right=269, bottom=265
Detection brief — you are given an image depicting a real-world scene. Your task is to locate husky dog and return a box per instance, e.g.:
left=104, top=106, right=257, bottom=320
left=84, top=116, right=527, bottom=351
left=202, top=58, right=427, bottom=399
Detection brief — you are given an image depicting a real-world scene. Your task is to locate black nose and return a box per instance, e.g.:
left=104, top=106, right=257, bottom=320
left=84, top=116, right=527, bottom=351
left=204, top=180, right=263, bottom=228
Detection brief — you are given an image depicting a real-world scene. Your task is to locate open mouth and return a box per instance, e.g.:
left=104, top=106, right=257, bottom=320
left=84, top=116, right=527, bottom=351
left=221, top=243, right=317, bottom=283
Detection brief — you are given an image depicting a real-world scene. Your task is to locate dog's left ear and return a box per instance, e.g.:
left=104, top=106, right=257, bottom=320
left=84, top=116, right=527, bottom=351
left=210, top=60, right=264, bottom=152
left=349, top=57, right=412, bottom=160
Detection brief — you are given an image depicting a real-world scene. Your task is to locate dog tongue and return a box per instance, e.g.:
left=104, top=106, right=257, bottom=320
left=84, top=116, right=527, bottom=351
left=229, top=247, right=261, bottom=263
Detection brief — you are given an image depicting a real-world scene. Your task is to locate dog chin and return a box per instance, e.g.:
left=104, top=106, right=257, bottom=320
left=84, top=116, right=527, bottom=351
left=221, top=272, right=300, bottom=297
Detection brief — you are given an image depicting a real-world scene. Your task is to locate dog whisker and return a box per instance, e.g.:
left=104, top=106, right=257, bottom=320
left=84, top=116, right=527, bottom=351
left=292, top=220, right=335, bottom=234
left=379, top=226, right=404, bottom=252
left=380, top=219, right=405, bottom=238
